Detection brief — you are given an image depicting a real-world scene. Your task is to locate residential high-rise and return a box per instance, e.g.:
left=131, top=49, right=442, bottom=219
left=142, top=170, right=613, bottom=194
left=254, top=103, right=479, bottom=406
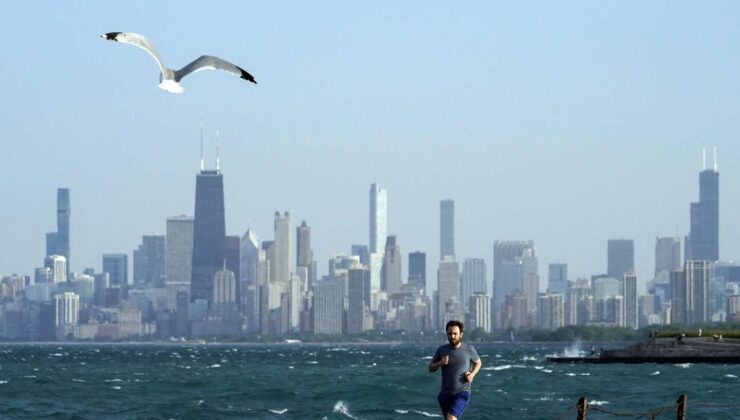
left=687, top=147, right=719, bottom=261
left=607, top=239, right=634, bottom=282
left=547, top=263, right=568, bottom=295
left=468, top=293, right=491, bottom=333
left=347, top=266, right=371, bottom=334
left=102, top=254, right=128, bottom=287
left=166, top=216, right=194, bottom=309
left=313, top=279, right=344, bottom=335
left=274, top=212, right=292, bottom=284
left=408, top=251, right=426, bottom=289
left=537, top=294, right=565, bottom=330
left=225, top=235, right=240, bottom=305
left=297, top=221, right=314, bottom=288
left=190, top=169, right=226, bottom=303
left=369, top=183, right=388, bottom=255
left=460, top=258, right=487, bottom=312
left=624, top=272, right=638, bottom=329
left=54, top=291, right=79, bottom=329
left=381, top=236, right=402, bottom=294
left=440, top=199, right=455, bottom=260
left=655, top=237, right=681, bottom=277
left=670, top=269, right=688, bottom=325
left=436, top=257, right=460, bottom=330
left=240, top=228, right=260, bottom=330
left=46, top=188, right=71, bottom=277
left=133, top=235, right=165, bottom=288
left=493, top=240, right=535, bottom=327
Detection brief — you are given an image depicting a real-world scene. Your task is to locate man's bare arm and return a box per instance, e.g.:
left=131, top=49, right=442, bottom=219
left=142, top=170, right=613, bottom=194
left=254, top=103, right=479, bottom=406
left=428, top=355, right=449, bottom=372
left=464, top=359, right=482, bottom=382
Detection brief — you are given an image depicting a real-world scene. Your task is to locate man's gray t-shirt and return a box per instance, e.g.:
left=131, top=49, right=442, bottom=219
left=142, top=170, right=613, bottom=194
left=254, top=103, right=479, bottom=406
left=432, top=343, right=480, bottom=395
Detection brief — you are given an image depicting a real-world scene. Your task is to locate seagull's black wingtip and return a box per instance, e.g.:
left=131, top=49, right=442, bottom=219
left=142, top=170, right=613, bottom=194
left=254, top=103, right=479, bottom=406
left=239, top=69, right=257, bottom=84
left=101, top=32, right=122, bottom=41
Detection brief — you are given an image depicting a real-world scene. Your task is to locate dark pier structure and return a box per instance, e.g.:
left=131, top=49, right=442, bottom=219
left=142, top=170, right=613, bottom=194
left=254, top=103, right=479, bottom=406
left=548, top=336, right=740, bottom=364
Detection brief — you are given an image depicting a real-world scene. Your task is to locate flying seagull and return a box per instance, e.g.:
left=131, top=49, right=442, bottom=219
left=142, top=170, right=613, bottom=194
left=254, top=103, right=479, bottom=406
left=101, top=32, right=257, bottom=93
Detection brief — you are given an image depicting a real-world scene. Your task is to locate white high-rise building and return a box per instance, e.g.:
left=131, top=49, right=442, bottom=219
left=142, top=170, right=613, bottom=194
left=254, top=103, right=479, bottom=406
left=436, top=257, right=460, bottom=330
left=165, top=216, right=193, bottom=309
left=460, top=258, right=487, bottom=312
left=212, top=269, right=236, bottom=304
left=44, top=255, right=67, bottom=283
left=274, top=212, right=292, bottom=284
left=54, top=292, right=79, bottom=339
left=369, top=183, right=388, bottom=296
left=468, top=293, right=491, bottom=333
left=369, top=183, right=387, bottom=255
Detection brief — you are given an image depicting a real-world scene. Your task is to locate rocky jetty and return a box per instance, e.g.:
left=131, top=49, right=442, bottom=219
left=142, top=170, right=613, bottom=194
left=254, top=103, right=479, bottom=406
left=548, top=336, right=740, bottom=364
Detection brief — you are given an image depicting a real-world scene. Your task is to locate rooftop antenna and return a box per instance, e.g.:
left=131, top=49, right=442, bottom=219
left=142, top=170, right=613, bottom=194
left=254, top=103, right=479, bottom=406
left=713, top=145, right=718, bottom=171
left=702, top=144, right=706, bottom=171
left=215, top=129, right=221, bottom=172
left=199, top=120, right=204, bottom=171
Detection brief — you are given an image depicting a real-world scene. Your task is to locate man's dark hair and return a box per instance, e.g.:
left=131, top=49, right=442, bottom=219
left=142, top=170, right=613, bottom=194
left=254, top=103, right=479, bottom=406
left=445, top=320, right=464, bottom=333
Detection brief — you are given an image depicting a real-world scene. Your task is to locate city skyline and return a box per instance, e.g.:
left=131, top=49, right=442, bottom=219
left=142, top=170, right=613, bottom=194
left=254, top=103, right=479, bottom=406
left=3, top=2, right=740, bottom=293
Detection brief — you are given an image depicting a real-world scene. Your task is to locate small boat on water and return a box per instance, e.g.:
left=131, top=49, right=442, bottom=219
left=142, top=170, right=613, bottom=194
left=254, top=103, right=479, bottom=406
left=548, top=336, right=740, bottom=364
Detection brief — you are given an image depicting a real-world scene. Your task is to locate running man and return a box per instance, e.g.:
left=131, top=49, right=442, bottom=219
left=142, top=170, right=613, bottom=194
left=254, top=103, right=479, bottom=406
left=428, top=320, right=482, bottom=420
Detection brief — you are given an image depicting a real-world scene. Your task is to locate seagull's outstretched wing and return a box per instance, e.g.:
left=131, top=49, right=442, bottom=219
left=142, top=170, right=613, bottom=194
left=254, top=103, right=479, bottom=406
left=175, top=55, right=257, bottom=84
left=102, top=32, right=167, bottom=75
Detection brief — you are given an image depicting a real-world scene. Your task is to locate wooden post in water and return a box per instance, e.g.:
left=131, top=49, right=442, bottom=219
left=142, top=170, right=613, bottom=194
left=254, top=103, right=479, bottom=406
left=676, top=394, right=687, bottom=420
left=577, top=397, right=587, bottom=420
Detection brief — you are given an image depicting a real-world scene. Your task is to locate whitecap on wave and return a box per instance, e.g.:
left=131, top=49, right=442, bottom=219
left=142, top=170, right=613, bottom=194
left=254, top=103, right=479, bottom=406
left=589, top=400, right=609, bottom=406
left=333, top=401, right=358, bottom=419
left=485, top=364, right=526, bottom=371
left=268, top=408, right=288, bottom=414
left=725, top=374, right=737, bottom=378
left=675, top=363, right=692, bottom=368
left=650, top=371, right=660, bottom=375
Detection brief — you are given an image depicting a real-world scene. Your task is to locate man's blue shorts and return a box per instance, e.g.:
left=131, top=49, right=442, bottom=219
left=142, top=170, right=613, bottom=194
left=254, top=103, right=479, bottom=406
left=437, top=391, right=471, bottom=418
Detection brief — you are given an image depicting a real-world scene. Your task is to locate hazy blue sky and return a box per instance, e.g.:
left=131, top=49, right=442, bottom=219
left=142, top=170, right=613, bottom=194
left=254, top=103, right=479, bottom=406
left=2, top=1, right=739, bottom=293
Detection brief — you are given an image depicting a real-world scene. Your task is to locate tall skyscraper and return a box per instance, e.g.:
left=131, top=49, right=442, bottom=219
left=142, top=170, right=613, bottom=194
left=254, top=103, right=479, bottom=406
left=381, top=236, right=402, bottom=294
left=408, top=251, right=426, bottom=289
left=102, top=254, right=128, bottom=287
left=133, top=235, right=165, bottom=288
left=624, top=272, right=638, bottom=329
left=297, top=221, right=314, bottom=288
left=440, top=199, right=455, bottom=260
left=686, top=260, right=710, bottom=325
left=436, top=257, right=460, bottom=330
left=547, top=263, right=568, bottom=295
left=240, top=228, right=260, bottom=329
left=607, top=239, right=634, bottom=281
left=274, top=212, right=292, bottom=284
left=46, top=188, right=71, bottom=277
left=166, top=216, right=194, bottom=308
left=460, top=258, right=487, bottom=311
left=369, top=183, right=388, bottom=254
left=190, top=169, right=226, bottom=303
left=687, top=147, right=719, bottom=261
left=655, top=237, right=681, bottom=276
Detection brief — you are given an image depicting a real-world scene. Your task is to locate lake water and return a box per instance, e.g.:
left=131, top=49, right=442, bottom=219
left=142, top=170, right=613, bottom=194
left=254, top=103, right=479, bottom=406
left=0, top=342, right=738, bottom=419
